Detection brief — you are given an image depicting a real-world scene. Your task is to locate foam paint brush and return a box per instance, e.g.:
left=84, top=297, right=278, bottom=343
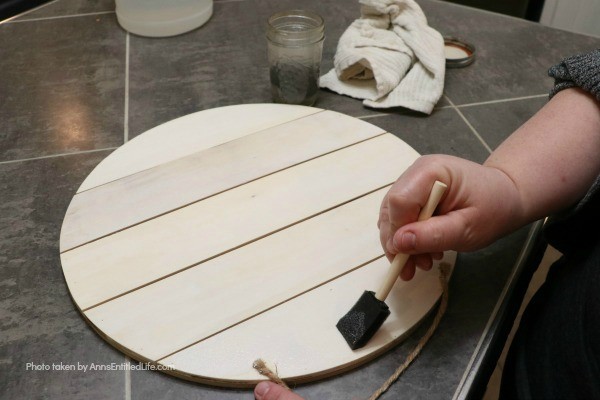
left=336, top=180, right=448, bottom=350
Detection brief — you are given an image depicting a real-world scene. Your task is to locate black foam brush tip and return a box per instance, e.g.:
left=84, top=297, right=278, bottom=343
left=336, top=290, right=391, bottom=350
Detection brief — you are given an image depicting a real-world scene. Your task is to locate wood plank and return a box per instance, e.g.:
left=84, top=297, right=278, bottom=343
left=60, top=110, right=385, bottom=252
left=61, top=134, right=419, bottom=310
left=83, top=188, right=389, bottom=361
left=159, top=253, right=456, bottom=386
left=76, top=104, right=321, bottom=193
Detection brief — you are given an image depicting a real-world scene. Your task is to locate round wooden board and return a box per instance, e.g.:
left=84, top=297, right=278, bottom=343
left=59, top=104, right=456, bottom=388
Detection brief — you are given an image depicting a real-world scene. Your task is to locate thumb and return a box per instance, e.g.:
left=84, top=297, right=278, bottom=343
left=390, top=213, right=470, bottom=254
left=254, top=381, right=305, bottom=400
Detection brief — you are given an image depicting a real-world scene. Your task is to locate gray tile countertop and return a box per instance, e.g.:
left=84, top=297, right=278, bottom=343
left=0, top=0, right=598, bottom=399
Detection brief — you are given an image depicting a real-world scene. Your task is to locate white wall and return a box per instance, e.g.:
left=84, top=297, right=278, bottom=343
left=540, top=0, right=600, bottom=37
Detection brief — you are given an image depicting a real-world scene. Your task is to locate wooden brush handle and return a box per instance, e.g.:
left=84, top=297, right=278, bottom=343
left=376, top=180, right=448, bottom=301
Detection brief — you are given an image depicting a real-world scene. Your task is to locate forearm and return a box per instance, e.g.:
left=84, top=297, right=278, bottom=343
left=380, top=87, right=600, bottom=263
left=484, top=88, right=600, bottom=224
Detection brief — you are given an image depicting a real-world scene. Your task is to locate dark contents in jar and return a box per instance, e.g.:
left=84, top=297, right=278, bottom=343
left=270, top=60, right=320, bottom=106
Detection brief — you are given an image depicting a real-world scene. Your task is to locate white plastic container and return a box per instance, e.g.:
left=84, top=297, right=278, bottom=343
left=116, top=0, right=213, bottom=37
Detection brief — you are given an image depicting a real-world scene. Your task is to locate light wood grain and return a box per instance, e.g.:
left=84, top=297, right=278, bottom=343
left=84, top=188, right=389, bottom=361
left=76, top=104, right=321, bottom=193
left=62, top=134, right=419, bottom=310
left=60, top=110, right=385, bottom=252
left=159, top=254, right=456, bottom=386
left=60, top=105, right=457, bottom=387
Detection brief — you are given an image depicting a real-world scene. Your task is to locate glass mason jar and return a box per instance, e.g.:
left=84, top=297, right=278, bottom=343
left=266, top=10, right=325, bottom=106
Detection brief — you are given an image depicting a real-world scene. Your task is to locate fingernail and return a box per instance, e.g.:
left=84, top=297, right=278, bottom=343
left=402, top=232, right=416, bottom=250
left=255, top=381, right=271, bottom=398
left=386, top=237, right=396, bottom=253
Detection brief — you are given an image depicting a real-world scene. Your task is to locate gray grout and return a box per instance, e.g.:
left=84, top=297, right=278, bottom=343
left=355, top=94, right=547, bottom=121
left=0, top=147, right=119, bottom=165
left=124, top=32, right=130, bottom=144
left=0, top=0, right=543, bottom=166
left=455, top=94, right=548, bottom=108
left=0, top=0, right=58, bottom=24
left=357, top=113, right=390, bottom=120
left=4, top=10, right=115, bottom=24
left=0, top=41, right=129, bottom=167
left=0, top=90, right=545, bottom=165
left=124, top=356, right=131, bottom=400
left=444, top=94, right=493, bottom=154
left=123, top=30, right=132, bottom=397
left=0, top=0, right=245, bottom=25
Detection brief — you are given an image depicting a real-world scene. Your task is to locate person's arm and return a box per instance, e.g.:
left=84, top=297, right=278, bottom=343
left=485, top=88, right=600, bottom=221
left=252, top=68, right=600, bottom=400
left=380, top=87, right=600, bottom=280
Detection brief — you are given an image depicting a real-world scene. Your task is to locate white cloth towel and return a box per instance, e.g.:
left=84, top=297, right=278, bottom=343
left=319, top=0, right=445, bottom=114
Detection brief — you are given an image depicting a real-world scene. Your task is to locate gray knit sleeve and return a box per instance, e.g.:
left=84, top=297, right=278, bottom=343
left=548, top=49, right=600, bottom=100
left=544, top=49, right=600, bottom=252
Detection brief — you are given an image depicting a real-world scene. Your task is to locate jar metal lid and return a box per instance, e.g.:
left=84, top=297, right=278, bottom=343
left=444, top=37, right=475, bottom=68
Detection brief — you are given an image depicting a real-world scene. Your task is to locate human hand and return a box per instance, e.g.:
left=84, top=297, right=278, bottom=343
left=378, top=154, right=524, bottom=280
left=254, top=381, right=305, bottom=400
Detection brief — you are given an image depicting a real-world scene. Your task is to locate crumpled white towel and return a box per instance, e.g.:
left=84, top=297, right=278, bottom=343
left=319, top=0, right=445, bottom=114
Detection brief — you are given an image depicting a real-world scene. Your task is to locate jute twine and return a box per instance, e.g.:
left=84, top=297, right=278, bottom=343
left=253, top=359, right=290, bottom=390
left=253, top=263, right=451, bottom=399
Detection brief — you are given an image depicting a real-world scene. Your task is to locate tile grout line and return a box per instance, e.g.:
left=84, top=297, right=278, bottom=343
left=124, top=32, right=130, bottom=144
left=0, top=0, right=59, bottom=24
left=354, top=94, right=548, bottom=121
left=444, top=94, right=493, bottom=154
left=0, top=0, right=245, bottom=26
left=0, top=147, right=119, bottom=165
left=454, top=94, right=548, bottom=108
left=357, top=113, right=390, bottom=120
left=125, top=356, right=131, bottom=400
left=0, top=90, right=543, bottom=166
left=123, top=31, right=132, bottom=399
left=4, top=10, right=115, bottom=24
